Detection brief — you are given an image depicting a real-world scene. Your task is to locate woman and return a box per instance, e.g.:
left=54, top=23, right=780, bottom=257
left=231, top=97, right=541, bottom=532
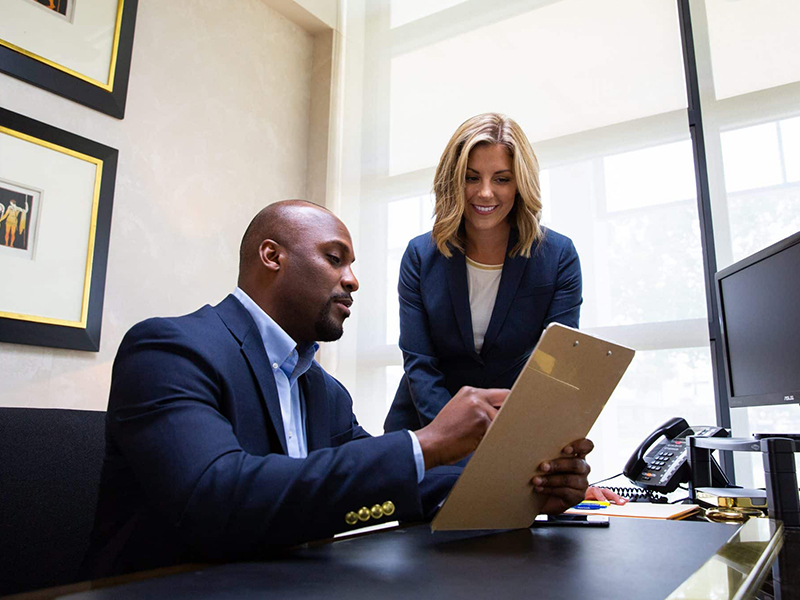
left=384, top=113, right=622, bottom=503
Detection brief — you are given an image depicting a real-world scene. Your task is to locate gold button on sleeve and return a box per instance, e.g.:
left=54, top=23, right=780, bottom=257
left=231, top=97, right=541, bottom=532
left=345, top=511, right=358, bottom=525
left=370, top=504, right=384, bottom=519
left=382, top=501, right=395, bottom=516
left=357, top=507, right=371, bottom=521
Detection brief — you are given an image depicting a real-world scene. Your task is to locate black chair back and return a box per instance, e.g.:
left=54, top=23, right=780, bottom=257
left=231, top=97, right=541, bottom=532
left=0, top=407, right=106, bottom=595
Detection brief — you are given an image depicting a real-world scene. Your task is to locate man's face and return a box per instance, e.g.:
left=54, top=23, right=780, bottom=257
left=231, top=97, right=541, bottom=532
left=278, top=209, right=359, bottom=344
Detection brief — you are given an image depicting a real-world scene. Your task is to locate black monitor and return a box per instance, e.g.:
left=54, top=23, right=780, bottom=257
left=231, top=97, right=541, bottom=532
left=715, top=231, right=800, bottom=408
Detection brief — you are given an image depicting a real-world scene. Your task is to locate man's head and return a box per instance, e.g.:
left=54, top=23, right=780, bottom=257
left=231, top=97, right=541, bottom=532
left=238, top=200, right=359, bottom=345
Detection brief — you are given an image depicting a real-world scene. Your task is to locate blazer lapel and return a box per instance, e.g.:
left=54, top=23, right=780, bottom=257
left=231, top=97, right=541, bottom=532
left=446, top=250, right=478, bottom=357
left=481, top=231, right=527, bottom=356
left=300, top=363, right=330, bottom=452
left=215, top=295, right=288, bottom=454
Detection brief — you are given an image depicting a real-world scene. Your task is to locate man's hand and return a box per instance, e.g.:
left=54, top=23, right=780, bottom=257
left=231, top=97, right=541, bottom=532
left=533, top=438, right=594, bottom=515
left=415, top=386, right=509, bottom=470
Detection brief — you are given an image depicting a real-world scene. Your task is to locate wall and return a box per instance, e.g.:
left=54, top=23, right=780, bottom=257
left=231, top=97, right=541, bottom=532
left=0, top=0, right=316, bottom=410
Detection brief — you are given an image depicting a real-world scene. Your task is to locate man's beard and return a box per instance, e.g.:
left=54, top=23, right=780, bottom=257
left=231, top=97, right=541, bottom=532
left=313, top=294, right=351, bottom=342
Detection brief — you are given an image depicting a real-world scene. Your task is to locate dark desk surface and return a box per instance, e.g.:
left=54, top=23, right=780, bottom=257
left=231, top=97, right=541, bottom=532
left=57, top=518, right=748, bottom=600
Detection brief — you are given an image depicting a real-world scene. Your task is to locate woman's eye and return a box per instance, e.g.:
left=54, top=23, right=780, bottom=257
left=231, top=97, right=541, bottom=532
left=465, top=176, right=479, bottom=182
left=495, top=178, right=510, bottom=184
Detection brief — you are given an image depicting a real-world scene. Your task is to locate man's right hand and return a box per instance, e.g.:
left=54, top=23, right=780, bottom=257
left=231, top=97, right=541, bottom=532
left=414, top=386, right=509, bottom=470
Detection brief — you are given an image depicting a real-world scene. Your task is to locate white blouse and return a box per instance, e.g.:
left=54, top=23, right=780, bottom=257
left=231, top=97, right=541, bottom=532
left=465, top=256, right=504, bottom=352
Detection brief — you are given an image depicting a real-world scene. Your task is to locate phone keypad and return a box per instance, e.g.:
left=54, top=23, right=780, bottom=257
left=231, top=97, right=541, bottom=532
left=636, top=441, right=688, bottom=491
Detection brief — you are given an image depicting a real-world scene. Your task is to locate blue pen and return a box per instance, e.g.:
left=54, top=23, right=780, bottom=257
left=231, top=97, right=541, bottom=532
left=573, top=501, right=610, bottom=510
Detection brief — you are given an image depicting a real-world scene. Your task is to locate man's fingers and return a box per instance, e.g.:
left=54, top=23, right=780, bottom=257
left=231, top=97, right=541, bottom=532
left=538, top=457, right=590, bottom=476
left=562, top=438, right=594, bottom=458
left=533, top=473, right=589, bottom=491
left=483, top=388, right=510, bottom=409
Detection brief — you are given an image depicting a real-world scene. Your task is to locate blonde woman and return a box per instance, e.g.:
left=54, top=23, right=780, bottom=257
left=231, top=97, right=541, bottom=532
left=384, top=113, right=624, bottom=504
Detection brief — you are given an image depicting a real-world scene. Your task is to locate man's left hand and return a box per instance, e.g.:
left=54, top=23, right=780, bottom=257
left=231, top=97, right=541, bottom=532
left=532, top=438, right=594, bottom=515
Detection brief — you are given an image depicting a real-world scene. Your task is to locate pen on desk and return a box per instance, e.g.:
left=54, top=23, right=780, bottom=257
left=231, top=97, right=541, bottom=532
left=573, top=501, right=610, bottom=510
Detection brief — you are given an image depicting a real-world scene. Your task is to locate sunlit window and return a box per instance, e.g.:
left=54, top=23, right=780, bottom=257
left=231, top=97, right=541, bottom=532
left=390, top=0, right=686, bottom=175
left=704, top=0, right=800, bottom=100
left=390, top=0, right=468, bottom=29
left=336, top=0, right=800, bottom=486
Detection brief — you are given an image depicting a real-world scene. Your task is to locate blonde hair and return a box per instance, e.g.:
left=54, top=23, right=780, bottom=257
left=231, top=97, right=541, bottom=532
left=432, top=113, right=543, bottom=258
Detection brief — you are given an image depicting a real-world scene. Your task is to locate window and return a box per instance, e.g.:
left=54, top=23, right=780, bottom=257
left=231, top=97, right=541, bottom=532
left=696, top=0, right=800, bottom=486
left=331, top=0, right=800, bottom=485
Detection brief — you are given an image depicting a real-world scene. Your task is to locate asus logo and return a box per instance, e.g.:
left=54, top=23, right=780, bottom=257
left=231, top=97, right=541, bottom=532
left=785, top=395, right=796, bottom=402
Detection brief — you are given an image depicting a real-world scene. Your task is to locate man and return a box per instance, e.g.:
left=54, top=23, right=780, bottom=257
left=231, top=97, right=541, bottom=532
left=83, top=200, right=593, bottom=577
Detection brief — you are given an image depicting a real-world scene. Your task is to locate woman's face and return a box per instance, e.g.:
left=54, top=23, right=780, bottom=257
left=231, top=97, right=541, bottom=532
left=463, top=143, right=517, bottom=235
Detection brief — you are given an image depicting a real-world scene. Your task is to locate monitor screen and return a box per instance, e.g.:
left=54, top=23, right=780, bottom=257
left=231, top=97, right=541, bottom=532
left=716, top=232, right=800, bottom=408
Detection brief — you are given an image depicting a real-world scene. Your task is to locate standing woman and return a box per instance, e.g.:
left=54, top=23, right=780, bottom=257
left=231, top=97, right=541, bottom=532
left=384, top=113, right=621, bottom=502
left=384, top=114, right=625, bottom=503
left=385, top=112, right=583, bottom=433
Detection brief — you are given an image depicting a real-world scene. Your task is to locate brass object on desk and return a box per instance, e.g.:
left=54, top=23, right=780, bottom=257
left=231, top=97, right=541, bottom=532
left=696, top=487, right=768, bottom=510
left=704, top=506, right=766, bottom=523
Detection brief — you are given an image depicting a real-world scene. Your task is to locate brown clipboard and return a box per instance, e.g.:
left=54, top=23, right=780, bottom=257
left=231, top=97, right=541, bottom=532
left=431, top=323, right=635, bottom=531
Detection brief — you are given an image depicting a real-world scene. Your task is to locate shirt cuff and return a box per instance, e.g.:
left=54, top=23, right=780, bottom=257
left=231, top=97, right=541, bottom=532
left=407, top=430, right=425, bottom=483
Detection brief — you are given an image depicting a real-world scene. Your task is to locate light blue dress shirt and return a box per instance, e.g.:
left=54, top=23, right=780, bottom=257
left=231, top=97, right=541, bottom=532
left=232, top=288, right=425, bottom=481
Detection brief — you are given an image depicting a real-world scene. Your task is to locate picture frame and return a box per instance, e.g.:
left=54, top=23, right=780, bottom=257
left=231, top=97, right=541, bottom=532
left=0, top=107, right=117, bottom=351
left=0, top=0, right=139, bottom=119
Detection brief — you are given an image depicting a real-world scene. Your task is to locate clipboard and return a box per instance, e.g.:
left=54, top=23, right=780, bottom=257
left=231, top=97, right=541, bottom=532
left=431, top=323, right=635, bottom=531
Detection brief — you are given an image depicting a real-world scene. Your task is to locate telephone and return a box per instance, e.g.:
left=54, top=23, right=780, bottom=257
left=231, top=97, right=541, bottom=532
left=623, top=417, right=729, bottom=494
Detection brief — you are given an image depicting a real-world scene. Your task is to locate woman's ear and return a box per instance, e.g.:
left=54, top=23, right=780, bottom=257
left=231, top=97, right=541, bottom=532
left=259, top=239, right=282, bottom=272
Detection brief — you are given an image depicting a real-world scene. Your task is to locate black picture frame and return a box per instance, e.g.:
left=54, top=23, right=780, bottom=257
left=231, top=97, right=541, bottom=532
left=0, top=0, right=139, bottom=119
left=0, top=107, right=117, bottom=351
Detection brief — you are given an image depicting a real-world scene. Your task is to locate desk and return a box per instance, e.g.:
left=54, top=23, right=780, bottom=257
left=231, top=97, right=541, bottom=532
left=50, top=517, right=783, bottom=600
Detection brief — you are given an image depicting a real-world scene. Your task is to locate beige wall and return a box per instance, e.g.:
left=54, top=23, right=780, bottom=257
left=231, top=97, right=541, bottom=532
left=0, top=1, right=319, bottom=410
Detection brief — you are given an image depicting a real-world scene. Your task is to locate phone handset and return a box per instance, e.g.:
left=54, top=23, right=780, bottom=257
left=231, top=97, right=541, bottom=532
left=623, top=417, right=690, bottom=482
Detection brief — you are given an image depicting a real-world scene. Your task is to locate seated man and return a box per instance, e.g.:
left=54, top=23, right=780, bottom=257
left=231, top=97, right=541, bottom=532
left=83, top=200, right=594, bottom=577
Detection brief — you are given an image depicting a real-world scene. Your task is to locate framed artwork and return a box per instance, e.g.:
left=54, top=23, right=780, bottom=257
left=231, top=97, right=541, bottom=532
left=0, top=0, right=139, bottom=119
left=0, top=107, right=117, bottom=351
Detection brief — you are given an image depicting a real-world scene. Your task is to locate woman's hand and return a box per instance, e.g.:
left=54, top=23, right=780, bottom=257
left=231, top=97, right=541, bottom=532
left=584, top=486, right=628, bottom=504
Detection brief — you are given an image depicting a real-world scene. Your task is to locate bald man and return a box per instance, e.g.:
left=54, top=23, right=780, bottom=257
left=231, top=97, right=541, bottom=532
left=83, top=201, right=593, bottom=578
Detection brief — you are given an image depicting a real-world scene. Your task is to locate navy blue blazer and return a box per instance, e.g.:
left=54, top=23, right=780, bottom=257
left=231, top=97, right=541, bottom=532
left=384, top=228, right=582, bottom=432
left=84, top=295, right=457, bottom=577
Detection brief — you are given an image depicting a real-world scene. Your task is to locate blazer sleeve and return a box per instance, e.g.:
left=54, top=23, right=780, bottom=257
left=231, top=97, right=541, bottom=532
left=397, top=242, right=455, bottom=426
left=543, top=237, right=582, bottom=329
left=108, top=319, right=424, bottom=559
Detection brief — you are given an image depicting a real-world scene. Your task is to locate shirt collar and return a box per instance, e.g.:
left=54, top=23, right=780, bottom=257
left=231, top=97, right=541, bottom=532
left=232, top=287, right=318, bottom=381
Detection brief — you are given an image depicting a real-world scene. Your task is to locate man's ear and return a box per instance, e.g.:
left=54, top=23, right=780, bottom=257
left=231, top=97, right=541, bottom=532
left=259, top=239, right=282, bottom=272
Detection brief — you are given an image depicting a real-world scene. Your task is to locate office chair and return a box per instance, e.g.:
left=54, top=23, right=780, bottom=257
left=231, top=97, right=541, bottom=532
left=0, top=407, right=106, bottom=596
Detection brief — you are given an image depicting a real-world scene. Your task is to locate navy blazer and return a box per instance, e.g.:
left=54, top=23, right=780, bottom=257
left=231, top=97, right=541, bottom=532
left=384, top=228, right=582, bottom=432
left=84, top=295, right=457, bottom=578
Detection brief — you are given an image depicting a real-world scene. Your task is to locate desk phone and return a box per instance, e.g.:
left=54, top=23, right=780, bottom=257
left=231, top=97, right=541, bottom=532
left=623, top=417, right=728, bottom=494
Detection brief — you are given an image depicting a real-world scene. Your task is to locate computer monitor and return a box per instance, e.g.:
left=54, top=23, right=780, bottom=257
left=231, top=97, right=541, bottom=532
left=715, top=230, right=800, bottom=408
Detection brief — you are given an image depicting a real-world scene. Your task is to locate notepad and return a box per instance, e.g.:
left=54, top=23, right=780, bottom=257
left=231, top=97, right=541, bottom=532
left=566, top=502, right=700, bottom=520
left=431, top=323, right=635, bottom=531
